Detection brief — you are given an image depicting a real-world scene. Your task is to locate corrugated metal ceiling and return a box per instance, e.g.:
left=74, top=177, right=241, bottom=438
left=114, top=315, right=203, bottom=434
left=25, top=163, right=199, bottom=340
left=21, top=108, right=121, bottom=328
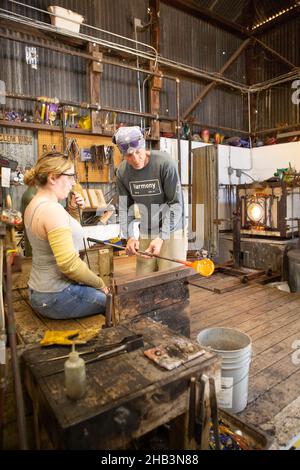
left=193, top=0, right=298, bottom=28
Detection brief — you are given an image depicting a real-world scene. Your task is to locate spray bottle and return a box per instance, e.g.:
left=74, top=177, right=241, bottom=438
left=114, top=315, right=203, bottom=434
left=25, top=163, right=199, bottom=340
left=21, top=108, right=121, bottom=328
left=64, top=343, right=86, bottom=400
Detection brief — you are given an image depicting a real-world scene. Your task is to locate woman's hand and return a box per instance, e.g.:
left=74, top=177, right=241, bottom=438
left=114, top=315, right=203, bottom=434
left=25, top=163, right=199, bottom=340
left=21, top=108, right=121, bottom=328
left=101, top=286, right=109, bottom=295
left=69, top=191, right=85, bottom=209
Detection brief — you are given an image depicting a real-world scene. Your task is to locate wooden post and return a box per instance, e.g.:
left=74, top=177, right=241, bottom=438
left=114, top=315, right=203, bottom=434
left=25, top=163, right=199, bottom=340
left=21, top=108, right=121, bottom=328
left=87, top=43, right=103, bottom=133
left=98, top=248, right=113, bottom=287
left=149, top=0, right=161, bottom=146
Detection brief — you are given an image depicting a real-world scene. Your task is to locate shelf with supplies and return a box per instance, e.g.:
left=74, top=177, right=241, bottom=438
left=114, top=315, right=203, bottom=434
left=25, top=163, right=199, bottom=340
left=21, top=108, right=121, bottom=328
left=0, top=119, right=115, bottom=137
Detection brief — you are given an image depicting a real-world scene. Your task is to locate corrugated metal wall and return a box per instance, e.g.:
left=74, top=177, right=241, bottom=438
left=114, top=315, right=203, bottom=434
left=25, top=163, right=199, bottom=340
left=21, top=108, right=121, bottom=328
left=0, top=0, right=299, bottom=133
left=0, top=32, right=87, bottom=110
left=254, top=15, right=300, bottom=131
left=159, top=2, right=246, bottom=130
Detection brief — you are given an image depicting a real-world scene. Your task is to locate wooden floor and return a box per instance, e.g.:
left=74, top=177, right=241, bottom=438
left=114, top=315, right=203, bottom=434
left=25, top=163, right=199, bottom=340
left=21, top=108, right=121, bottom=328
left=189, top=273, right=300, bottom=447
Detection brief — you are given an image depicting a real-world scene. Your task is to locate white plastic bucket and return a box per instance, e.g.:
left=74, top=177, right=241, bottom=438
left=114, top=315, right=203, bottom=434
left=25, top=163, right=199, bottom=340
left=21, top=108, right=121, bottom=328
left=197, top=327, right=252, bottom=413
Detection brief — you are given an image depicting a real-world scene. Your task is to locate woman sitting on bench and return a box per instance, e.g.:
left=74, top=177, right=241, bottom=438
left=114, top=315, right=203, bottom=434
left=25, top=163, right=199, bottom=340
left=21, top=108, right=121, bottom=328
left=24, top=152, right=108, bottom=319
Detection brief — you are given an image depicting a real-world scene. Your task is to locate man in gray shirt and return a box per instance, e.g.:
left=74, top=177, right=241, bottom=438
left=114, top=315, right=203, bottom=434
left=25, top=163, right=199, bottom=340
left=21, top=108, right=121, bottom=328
left=113, top=126, right=187, bottom=274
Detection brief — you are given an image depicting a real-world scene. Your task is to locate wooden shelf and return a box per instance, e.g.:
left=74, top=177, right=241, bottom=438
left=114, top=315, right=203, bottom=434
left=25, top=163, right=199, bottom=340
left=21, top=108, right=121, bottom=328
left=0, top=120, right=113, bottom=137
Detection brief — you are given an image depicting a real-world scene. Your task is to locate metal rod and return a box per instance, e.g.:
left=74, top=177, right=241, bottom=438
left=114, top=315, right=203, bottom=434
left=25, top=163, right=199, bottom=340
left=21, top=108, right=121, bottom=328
left=188, top=137, right=192, bottom=240
left=61, top=105, right=66, bottom=153
left=86, top=238, right=191, bottom=267
left=232, top=212, right=241, bottom=268
left=70, top=192, right=91, bottom=270
left=189, top=120, right=249, bottom=136
left=253, top=122, right=300, bottom=137
left=5, top=255, right=28, bottom=449
left=176, top=79, right=181, bottom=180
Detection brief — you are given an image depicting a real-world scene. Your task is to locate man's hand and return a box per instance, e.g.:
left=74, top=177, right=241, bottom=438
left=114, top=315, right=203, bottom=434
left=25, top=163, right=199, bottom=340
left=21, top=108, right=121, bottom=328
left=69, top=191, right=85, bottom=209
left=145, top=238, right=163, bottom=257
left=126, top=237, right=139, bottom=255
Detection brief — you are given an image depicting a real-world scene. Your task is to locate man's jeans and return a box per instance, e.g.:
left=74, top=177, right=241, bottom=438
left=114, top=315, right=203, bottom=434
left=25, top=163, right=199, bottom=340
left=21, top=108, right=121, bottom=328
left=29, top=284, right=106, bottom=319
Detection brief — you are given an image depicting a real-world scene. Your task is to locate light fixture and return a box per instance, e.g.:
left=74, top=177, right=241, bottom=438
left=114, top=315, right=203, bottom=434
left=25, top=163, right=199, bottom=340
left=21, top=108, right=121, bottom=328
left=252, top=3, right=299, bottom=30
left=247, top=203, right=264, bottom=223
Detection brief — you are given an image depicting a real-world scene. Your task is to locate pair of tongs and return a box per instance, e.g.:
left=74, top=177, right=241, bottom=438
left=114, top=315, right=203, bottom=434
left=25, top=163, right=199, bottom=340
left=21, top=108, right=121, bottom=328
left=38, top=334, right=143, bottom=363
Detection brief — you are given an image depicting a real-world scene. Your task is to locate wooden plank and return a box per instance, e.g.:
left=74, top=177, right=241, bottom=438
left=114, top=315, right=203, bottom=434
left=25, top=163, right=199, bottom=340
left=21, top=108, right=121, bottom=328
left=250, top=332, right=300, bottom=377
left=219, top=294, right=300, bottom=332
left=248, top=354, right=300, bottom=404
left=190, top=286, right=288, bottom=333
left=201, top=292, right=297, bottom=332
left=246, top=308, right=300, bottom=341
left=240, top=368, right=300, bottom=428
left=252, top=315, right=300, bottom=356
left=98, top=248, right=113, bottom=287
left=115, top=280, right=189, bottom=321
left=114, top=266, right=194, bottom=294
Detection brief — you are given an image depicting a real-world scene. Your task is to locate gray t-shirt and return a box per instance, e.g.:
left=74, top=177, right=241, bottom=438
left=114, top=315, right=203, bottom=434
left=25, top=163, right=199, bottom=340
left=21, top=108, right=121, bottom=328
left=116, top=151, right=184, bottom=240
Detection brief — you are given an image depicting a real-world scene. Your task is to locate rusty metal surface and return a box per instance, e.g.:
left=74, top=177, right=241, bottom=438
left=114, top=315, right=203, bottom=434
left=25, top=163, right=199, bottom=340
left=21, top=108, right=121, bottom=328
left=1, top=0, right=299, bottom=133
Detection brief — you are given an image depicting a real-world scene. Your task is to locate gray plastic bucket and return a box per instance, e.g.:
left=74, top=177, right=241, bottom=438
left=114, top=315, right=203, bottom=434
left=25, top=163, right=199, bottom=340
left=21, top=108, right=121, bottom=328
left=197, top=327, right=252, bottom=413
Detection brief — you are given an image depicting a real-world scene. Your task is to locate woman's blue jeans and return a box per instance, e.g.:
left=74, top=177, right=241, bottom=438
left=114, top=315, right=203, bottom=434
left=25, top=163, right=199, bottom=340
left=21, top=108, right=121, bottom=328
left=28, top=284, right=106, bottom=319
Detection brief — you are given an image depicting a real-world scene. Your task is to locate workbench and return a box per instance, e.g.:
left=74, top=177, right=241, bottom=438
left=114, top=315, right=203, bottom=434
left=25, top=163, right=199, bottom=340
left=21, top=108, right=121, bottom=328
left=22, top=317, right=221, bottom=450
left=113, top=266, right=194, bottom=337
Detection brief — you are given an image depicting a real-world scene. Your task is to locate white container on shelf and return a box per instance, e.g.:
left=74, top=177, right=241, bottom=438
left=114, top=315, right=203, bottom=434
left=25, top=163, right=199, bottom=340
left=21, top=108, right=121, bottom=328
left=47, top=6, right=84, bottom=33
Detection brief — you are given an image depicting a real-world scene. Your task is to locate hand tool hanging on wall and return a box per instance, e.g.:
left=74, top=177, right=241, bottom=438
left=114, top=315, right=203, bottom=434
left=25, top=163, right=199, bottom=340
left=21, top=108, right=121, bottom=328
left=105, top=146, right=114, bottom=182
left=86, top=238, right=215, bottom=277
left=90, top=145, right=104, bottom=171
left=90, top=145, right=113, bottom=172
left=97, top=145, right=105, bottom=171
left=67, top=138, right=80, bottom=162
left=90, top=145, right=97, bottom=171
